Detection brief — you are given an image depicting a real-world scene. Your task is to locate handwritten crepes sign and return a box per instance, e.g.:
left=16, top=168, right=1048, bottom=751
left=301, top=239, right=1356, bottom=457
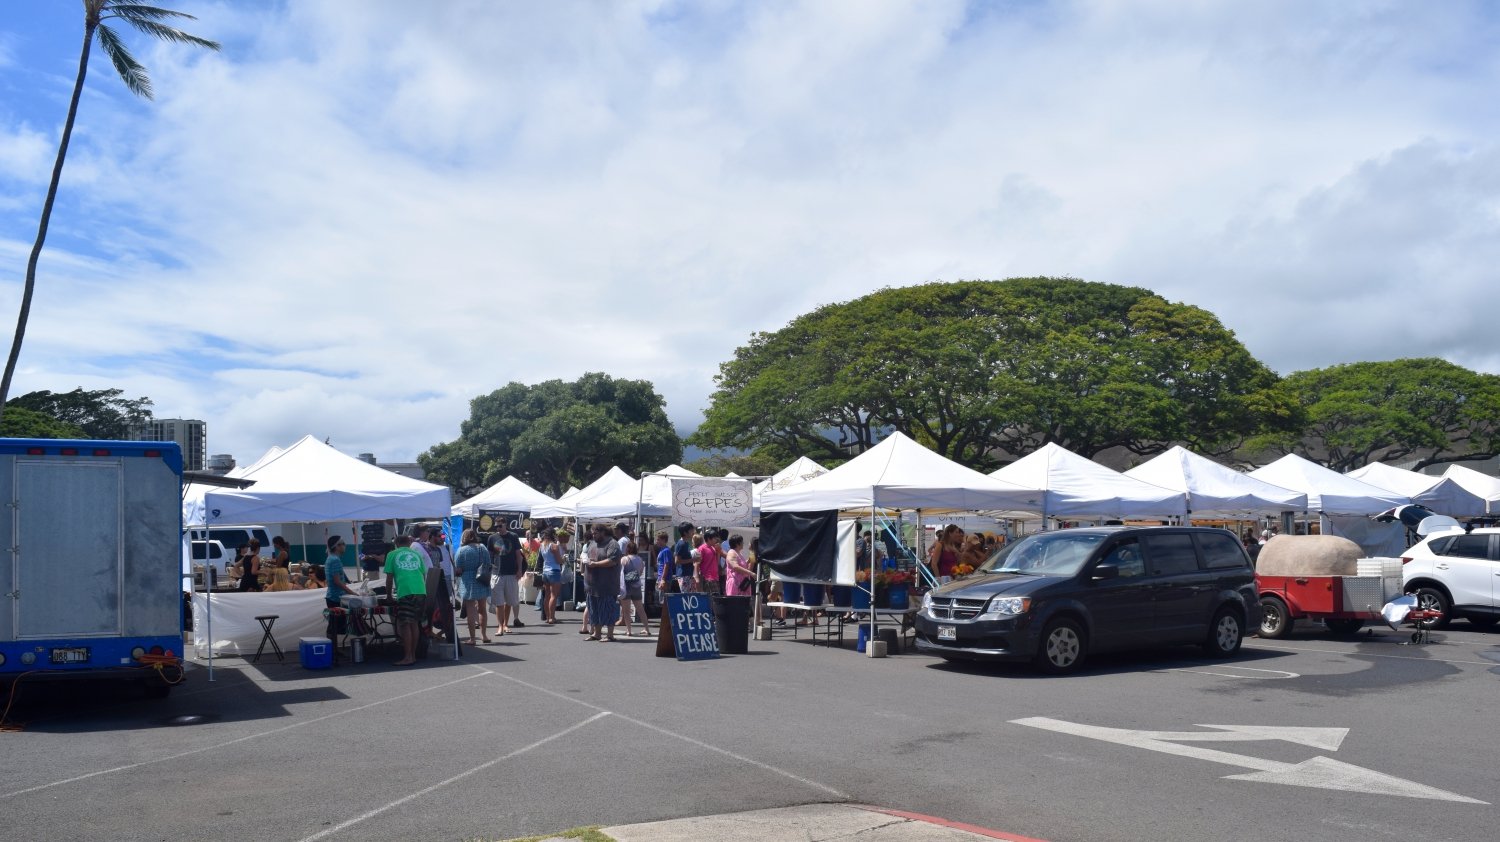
left=670, top=478, right=754, bottom=527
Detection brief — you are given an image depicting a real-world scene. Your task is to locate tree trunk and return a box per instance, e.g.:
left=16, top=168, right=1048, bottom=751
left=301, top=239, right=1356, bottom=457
left=0, top=23, right=97, bottom=426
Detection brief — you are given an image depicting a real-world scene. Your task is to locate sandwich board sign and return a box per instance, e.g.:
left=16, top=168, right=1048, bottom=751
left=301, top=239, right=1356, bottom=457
left=656, top=592, right=720, bottom=661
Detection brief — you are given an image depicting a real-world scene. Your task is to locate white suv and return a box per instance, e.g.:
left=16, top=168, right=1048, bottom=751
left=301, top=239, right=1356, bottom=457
left=1402, top=527, right=1500, bottom=629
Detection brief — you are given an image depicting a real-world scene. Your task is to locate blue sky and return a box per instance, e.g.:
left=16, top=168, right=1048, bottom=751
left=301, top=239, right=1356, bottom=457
left=4, top=1, right=1500, bottom=465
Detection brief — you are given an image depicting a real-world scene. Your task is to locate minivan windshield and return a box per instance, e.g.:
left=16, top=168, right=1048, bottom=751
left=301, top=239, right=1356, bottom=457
left=980, top=532, right=1107, bottom=577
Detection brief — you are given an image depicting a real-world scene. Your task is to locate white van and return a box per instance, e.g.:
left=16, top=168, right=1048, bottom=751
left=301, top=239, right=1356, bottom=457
left=188, top=526, right=273, bottom=560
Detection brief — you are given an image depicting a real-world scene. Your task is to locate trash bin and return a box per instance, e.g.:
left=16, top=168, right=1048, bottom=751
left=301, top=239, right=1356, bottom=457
left=712, top=595, right=751, bottom=654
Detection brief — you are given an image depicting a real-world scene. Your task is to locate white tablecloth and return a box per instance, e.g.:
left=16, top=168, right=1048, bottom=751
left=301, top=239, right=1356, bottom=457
left=190, top=590, right=329, bottom=657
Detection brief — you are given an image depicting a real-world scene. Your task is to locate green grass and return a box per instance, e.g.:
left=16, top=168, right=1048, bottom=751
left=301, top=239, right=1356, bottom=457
left=476, top=827, right=616, bottom=842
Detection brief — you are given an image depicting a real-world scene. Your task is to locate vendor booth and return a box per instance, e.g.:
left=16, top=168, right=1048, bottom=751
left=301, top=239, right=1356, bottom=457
left=451, top=475, right=555, bottom=518
left=760, top=432, right=1043, bottom=656
left=188, top=436, right=453, bottom=673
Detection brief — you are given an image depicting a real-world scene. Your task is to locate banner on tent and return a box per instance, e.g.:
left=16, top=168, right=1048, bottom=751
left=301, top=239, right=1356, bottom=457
left=476, top=510, right=526, bottom=533
left=670, top=478, right=753, bottom=527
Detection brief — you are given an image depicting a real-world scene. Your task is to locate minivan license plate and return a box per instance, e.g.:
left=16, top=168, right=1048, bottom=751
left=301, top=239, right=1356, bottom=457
left=937, top=626, right=956, bottom=641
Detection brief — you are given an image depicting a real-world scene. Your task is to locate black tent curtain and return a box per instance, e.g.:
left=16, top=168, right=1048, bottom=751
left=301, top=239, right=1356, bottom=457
left=759, top=510, right=838, bottom=580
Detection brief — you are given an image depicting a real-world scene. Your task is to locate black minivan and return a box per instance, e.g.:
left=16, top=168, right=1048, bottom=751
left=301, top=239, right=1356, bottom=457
left=914, top=526, right=1260, bottom=674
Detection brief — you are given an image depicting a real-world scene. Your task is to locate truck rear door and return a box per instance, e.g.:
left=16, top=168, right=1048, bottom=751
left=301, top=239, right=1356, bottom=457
left=13, top=459, right=124, bottom=638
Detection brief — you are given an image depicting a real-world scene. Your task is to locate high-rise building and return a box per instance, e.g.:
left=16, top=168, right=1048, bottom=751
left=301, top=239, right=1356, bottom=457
left=133, top=418, right=207, bottom=470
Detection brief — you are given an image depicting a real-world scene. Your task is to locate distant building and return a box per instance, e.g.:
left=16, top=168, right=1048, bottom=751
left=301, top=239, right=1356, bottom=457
left=132, top=418, right=207, bottom=470
left=206, top=453, right=236, bottom=475
left=356, top=452, right=426, bottom=481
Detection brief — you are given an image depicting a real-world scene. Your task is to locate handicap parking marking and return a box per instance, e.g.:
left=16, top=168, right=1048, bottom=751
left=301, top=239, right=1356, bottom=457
left=1153, top=665, right=1300, bottom=679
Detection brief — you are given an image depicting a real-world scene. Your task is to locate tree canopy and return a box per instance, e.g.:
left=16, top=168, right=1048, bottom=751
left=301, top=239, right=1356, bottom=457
left=691, top=278, right=1298, bottom=467
left=0, top=406, right=88, bottom=439
left=420, top=373, right=682, bottom=498
left=7, top=388, right=153, bottom=439
left=1250, top=358, right=1500, bottom=472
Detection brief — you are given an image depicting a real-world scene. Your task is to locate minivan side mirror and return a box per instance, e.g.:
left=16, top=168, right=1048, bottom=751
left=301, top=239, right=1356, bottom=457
left=1090, top=563, right=1120, bottom=581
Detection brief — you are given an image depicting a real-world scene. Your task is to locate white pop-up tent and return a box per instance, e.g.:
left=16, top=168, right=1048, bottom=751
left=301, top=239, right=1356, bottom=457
left=989, top=442, right=1186, bottom=520
left=531, top=467, right=636, bottom=519
left=634, top=463, right=703, bottom=518
left=1346, top=462, right=1488, bottom=516
left=1125, top=446, right=1306, bottom=520
left=1250, top=454, right=1410, bottom=555
left=1440, top=464, right=1500, bottom=515
left=451, top=475, right=555, bottom=517
left=752, top=456, right=828, bottom=513
left=1248, top=454, right=1408, bottom=515
left=761, top=431, right=1041, bottom=513
left=192, top=435, right=452, bottom=525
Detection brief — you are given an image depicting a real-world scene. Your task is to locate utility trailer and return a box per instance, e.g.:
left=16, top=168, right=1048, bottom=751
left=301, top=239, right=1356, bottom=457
left=0, top=439, right=185, bottom=697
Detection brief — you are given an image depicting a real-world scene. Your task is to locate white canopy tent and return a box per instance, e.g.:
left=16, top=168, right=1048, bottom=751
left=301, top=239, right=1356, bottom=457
left=1124, top=446, right=1306, bottom=520
left=451, top=475, right=555, bottom=517
left=1346, top=462, right=1488, bottom=516
left=761, top=432, right=1041, bottom=513
left=531, top=467, right=635, bottom=519
left=1248, top=454, right=1408, bottom=515
left=192, top=435, right=452, bottom=525
left=633, top=463, right=703, bottom=519
left=989, top=442, right=1186, bottom=520
left=1440, top=464, right=1500, bottom=515
left=1250, top=454, right=1410, bottom=555
left=752, top=456, right=828, bottom=513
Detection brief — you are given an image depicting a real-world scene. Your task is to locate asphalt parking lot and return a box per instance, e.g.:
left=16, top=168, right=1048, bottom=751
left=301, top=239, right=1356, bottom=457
left=3, top=614, right=1497, bottom=842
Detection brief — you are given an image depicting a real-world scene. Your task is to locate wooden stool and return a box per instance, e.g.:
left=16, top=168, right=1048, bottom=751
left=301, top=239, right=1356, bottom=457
left=253, top=614, right=283, bottom=662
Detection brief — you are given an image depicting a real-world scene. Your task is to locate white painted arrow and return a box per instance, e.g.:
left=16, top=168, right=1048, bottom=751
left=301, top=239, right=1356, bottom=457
left=1011, top=717, right=1486, bottom=805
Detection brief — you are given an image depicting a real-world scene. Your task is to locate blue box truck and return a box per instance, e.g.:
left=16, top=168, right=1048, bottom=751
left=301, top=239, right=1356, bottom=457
left=0, top=439, right=185, bottom=697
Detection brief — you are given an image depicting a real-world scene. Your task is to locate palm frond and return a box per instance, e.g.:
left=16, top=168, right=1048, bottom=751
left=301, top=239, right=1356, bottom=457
left=113, top=17, right=221, bottom=51
left=96, top=23, right=154, bottom=99
left=104, top=3, right=197, bottom=22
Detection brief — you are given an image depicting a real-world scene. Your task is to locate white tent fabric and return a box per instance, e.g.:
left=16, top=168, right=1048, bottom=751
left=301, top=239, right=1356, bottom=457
left=1248, top=454, right=1408, bottom=515
left=1125, top=446, right=1307, bottom=518
left=1440, top=465, right=1500, bottom=515
left=635, top=464, right=703, bottom=518
left=182, top=445, right=283, bottom=526
left=760, top=431, right=1041, bottom=512
left=194, top=435, right=452, bottom=525
left=451, top=475, right=555, bottom=517
left=532, top=467, right=636, bottom=518
left=989, top=443, right=1186, bottom=519
left=752, top=456, right=829, bottom=512
left=1346, top=462, right=1488, bottom=516
left=755, top=456, right=830, bottom=493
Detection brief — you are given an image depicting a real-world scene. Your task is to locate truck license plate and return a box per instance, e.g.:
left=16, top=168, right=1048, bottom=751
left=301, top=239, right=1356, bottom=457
left=938, top=626, right=956, bottom=641
left=50, top=647, right=90, bottom=664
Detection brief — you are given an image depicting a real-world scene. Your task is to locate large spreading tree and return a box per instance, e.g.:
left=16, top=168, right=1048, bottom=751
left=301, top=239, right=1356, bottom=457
left=420, top=373, right=682, bottom=498
left=6, top=387, right=153, bottom=439
left=692, top=278, right=1299, bottom=468
left=1250, top=358, right=1500, bottom=472
left=0, top=2, right=218, bottom=428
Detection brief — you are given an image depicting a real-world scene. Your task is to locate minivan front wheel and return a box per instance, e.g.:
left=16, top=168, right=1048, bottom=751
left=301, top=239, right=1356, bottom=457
left=1034, top=617, right=1086, bottom=674
left=1205, top=607, right=1243, bottom=657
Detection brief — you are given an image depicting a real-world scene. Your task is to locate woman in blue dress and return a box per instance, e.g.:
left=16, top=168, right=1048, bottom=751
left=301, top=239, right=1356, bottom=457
left=454, top=528, right=492, bottom=644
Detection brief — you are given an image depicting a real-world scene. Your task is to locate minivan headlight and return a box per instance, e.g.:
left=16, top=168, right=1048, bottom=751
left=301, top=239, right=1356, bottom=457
left=981, top=596, right=1031, bottom=618
left=921, top=591, right=933, bottom=611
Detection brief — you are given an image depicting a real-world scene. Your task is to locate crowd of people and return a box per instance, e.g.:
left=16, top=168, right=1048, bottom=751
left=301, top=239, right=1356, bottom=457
left=227, top=535, right=330, bottom=592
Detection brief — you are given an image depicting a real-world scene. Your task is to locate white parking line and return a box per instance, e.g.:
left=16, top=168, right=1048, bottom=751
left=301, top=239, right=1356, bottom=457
left=295, top=711, right=611, bottom=842
left=491, top=670, right=848, bottom=799
left=0, top=671, right=489, bottom=799
left=1155, top=666, right=1300, bottom=679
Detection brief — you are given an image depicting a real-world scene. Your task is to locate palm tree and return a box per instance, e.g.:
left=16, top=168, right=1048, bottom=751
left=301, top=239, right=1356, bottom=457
left=0, top=2, right=219, bottom=427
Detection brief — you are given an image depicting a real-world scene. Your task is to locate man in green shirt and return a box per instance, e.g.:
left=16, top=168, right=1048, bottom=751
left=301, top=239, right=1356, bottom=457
left=384, top=535, right=429, bottom=666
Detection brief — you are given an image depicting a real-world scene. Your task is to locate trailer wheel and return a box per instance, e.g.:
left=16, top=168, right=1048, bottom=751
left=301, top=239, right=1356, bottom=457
left=1258, top=595, right=1293, bottom=639
left=1325, top=618, right=1364, bottom=636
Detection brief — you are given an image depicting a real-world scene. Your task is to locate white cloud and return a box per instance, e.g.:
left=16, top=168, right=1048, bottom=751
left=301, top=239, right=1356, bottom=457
left=3, top=0, right=1500, bottom=463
